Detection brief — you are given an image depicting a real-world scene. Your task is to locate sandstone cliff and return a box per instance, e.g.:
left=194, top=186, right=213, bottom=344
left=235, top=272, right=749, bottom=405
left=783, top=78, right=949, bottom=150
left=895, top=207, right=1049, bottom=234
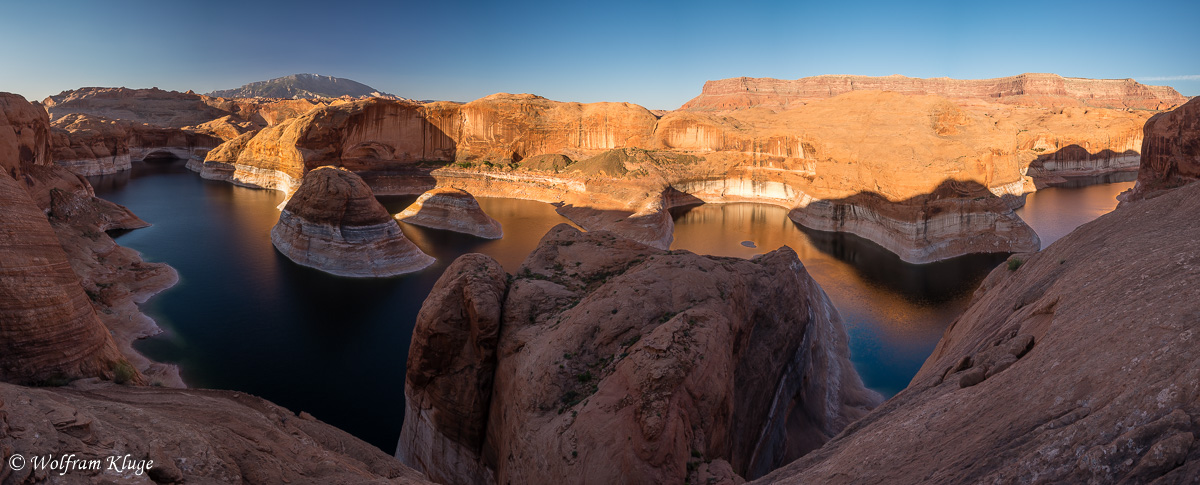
left=271, top=166, right=434, bottom=277
left=50, top=113, right=222, bottom=176
left=0, top=380, right=432, bottom=484
left=754, top=170, right=1200, bottom=484
left=0, top=173, right=130, bottom=385
left=194, top=77, right=1174, bottom=262
left=397, top=187, right=503, bottom=239
left=1, top=92, right=187, bottom=386
left=1125, top=96, right=1200, bottom=201
left=398, top=225, right=879, bottom=484
left=681, top=73, right=1187, bottom=111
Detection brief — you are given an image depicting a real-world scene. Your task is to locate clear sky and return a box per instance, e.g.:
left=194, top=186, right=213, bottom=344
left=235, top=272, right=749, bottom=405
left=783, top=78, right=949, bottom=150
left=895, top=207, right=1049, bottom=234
left=1, top=0, right=1196, bottom=110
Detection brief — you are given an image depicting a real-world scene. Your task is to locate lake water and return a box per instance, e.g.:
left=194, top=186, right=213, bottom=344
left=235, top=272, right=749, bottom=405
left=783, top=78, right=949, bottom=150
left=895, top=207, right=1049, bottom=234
left=89, top=160, right=1132, bottom=454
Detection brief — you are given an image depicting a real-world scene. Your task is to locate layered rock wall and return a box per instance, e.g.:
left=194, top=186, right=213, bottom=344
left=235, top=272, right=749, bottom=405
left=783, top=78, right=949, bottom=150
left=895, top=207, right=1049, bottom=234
left=270, top=166, right=434, bottom=277
left=1126, top=97, right=1200, bottom=200
left=682, top=73, right=1187, bottom=111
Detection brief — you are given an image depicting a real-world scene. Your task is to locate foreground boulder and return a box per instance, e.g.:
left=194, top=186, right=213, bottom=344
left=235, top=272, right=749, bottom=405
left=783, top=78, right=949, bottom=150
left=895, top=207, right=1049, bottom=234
left=396, top=187, right=503, bottom=239
left=0, top=381, right=431, bottom=484
left=271, top=166, right=433, bottom=277
left=755, top=176, right=1200, bottom=484
left=398, top=225, right=879, bottom=484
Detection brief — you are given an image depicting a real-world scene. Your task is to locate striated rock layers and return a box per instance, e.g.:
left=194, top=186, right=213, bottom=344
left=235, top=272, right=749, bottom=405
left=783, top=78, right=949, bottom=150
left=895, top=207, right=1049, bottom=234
left=397, top=187, right=503, bottom=238
left=196, top=76, right=1174, bottom=262
left=50, top=113, right=222, bottom=175
left=788, top=180, right=1040, bottom=263
left=0, top=381, right=432, bottom=484
left=0, top=172, right=128, bottom=384
left=1125, top=96, right=1200, bottom=201
left=755, top=177, right=1200, bottom=483
left=681, top=73, right=1187, bottom=111
left=271, top=166, right=433, bottom=277
left=397, top=225, right=880, bottom=484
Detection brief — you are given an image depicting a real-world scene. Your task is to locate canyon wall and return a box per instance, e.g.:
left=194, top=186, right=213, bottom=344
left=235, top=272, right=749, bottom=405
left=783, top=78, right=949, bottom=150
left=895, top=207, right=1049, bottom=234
left=0, top=93, right=132, bottom=384
left=195, top=76, right=1172, bottom=262
left=398, top=225, right=880, bottom=484
left=754, top=131, right=1200, bottom=483
left=50, top=113, right=222, bottom=176
left=681, top=73, right=1187, bottom=111
left=1125, top=96, right=1200, bottom=201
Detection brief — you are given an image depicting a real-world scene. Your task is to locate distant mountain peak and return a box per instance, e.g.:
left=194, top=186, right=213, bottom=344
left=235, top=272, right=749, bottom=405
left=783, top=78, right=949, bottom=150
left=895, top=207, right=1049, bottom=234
left=206, top=74, right=393, bottom=100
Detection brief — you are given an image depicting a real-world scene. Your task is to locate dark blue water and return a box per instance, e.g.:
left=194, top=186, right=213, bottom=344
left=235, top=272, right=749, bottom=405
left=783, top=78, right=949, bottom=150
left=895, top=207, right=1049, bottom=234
left=90, top=160, right=1129, bottom=454
left=90, top=160, right=573, bottom=454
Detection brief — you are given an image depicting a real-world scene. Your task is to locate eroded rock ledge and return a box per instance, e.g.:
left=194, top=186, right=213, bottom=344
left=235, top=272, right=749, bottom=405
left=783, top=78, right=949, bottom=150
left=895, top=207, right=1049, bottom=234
left=271, top=166, right=434, bottom=277
left=397, top=225, right=879, bottom=484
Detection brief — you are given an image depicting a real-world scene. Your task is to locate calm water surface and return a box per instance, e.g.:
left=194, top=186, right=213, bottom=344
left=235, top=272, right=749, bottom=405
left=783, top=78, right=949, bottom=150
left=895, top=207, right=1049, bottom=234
left=90, top=160, right=1130, bottom=454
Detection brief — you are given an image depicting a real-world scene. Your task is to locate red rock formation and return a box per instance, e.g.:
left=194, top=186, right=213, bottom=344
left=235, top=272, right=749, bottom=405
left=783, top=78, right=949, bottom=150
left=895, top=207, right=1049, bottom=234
left=1125, top=97, right=1200, bottom=201
left=754, top=178, right=1200, bottom=484
left=398, top=225, right=879, bottom=484
left=429, top=93, right=658, bottom=163
left=397, top=187, right=503, bottom=239
left=271, top=166, right=434, bottom=277
left=398, top=253, right=507, bottom=485
left=50, top=114, right=222, bottom=176
left=682, top=73, right=1187, bottom=111
left=0, top=172, right=130, bottom=384
left=200, top=98, right=456, bottom=193
left=0, top=381, right=432, bottom=484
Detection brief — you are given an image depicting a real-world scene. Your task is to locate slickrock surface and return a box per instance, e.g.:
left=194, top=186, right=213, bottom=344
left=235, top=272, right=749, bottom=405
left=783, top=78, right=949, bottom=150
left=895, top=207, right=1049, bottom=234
left=271, top=166, right=434, bottom=277
left=754, top=177, right=1200, bottom=484
left=397, top=187, right=503, bottom=238
left=0, top=173, right=129, bottom=384
left=1125, top=97, right=1200, bottom=201
left=682, top=73, right=1187, bottom=111
left=0, top=381, right=432, bottom=484
left=398, top=225, right=879, bottom=484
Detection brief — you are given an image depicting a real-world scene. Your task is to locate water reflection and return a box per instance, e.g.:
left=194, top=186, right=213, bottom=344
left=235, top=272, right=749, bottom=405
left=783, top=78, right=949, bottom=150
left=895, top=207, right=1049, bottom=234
left=1016, top=177, right=1135, bottom=248
left=669, top=203, right=1007, bottom=396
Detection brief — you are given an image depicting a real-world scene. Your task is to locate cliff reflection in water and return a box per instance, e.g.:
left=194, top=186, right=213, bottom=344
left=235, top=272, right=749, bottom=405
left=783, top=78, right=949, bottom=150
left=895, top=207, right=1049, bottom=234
left=669, top=202, right=1008, bottom=397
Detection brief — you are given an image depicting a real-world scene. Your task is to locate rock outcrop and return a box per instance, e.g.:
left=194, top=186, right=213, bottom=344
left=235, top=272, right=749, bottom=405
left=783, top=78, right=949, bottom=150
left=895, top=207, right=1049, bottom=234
left=682, top=73, right=1187, bottom=111
left=0, top=380, right=432, bottom=484
left=398, top=225, right=879, bottom=484
left=754, top=174, right=1200, bottom=483
left=397, top=187, right=503, bottom=238
left=43, top=87, right=235, bottom=128
left=788, top=180, right=1040, bottom=263
left=1125, top=96, right=1200, bottom=201
left=0, top=172, right=129, bottom=385
left=271, top=166, right=434, bottom=277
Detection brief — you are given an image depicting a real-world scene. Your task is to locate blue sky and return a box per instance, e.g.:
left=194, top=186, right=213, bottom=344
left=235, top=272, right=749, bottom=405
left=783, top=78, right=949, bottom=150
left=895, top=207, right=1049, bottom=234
left=1, top=0, right=1196, bottom=109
